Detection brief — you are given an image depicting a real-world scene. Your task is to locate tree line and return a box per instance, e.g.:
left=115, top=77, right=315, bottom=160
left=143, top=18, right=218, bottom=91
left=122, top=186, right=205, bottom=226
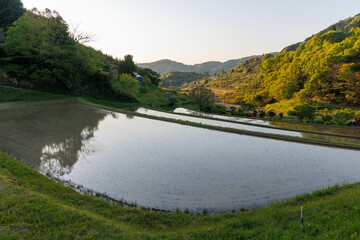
left=0, top=1, right=160, bottom=98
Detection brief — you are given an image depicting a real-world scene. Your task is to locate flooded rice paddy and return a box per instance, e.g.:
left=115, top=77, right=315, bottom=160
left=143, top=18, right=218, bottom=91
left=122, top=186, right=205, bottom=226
left=1, top=100, right=360, bottom=212
left=138, top=108, right=360, bottom=145
left=174, top=107, right=360, bottom=136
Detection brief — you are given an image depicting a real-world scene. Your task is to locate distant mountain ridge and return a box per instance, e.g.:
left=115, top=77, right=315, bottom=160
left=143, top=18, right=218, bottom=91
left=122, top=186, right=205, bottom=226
left=137, top=56, right=263, bottom=75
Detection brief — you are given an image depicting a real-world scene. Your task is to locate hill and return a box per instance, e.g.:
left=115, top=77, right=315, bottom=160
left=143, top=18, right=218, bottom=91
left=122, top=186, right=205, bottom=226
left=160, top=71, right=205, bottom=88
left=208, top=14, right=360, bottom=110
left=0, top=7, right=165, bottom=103
left=281, top=14, right=360, bottom=54
left=137, top=56, right=258, bottom=75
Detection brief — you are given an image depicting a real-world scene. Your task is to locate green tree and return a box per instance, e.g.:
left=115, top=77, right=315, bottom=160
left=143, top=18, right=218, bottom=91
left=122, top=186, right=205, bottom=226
left=111, top=73, right=139, bottom=96
left=0, top=0, right=25, bottom=31
left=189, top=86, right=215, bottom=111
left=3, top=9, right=78, bottom=89
left=288, top=104, right=315, bottom=122
left=119, top=54, right=138, bottom=75
left=141, top=76, right=151, bottom=86
left=238, top=102, right=255, bottom=113
left=138, top=67, right=161, bottom=86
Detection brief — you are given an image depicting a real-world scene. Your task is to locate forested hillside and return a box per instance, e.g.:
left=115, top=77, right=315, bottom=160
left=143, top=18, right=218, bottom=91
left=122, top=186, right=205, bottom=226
left=160, top=71, right=205, bottom=88
left=210, top=14, right=360, bottom=109
left=0, top=3, right=160, bottom=99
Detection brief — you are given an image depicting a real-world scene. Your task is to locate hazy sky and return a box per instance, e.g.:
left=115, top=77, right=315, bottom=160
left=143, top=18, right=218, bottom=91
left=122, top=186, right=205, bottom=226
left=21, top=0, right=360, bottom=64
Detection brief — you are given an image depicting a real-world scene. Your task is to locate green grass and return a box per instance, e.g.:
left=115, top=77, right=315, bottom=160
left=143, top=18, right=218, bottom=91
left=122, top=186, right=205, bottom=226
left=1, top=150, right=360, bottom=239
left=0, top=86, right=66, bottom=102
left=131, top=86, right=189, bottom=110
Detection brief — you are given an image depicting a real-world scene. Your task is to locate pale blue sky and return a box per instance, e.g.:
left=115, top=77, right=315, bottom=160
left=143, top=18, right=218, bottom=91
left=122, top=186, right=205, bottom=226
left=21, top=0, right=360, bottom=64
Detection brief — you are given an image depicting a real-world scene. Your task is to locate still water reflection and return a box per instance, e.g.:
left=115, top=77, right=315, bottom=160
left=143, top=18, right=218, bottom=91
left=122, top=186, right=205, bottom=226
left=174, top=107, right=360, bottom=136
left=139, top=108, right=360, bottom=145
left=1, top=100, right=360, bottom=212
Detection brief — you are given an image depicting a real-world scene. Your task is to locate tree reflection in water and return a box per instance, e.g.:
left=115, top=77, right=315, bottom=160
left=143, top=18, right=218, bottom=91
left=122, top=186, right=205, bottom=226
left=0, top=100, right=109, bottom=175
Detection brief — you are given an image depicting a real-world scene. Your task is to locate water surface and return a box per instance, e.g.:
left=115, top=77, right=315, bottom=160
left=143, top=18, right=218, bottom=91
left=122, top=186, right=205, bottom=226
left=1, top=100, right=360, bottom=212
left=174, top=107, right=360, bottom=136
left=138, top=107, right=360, bottom=145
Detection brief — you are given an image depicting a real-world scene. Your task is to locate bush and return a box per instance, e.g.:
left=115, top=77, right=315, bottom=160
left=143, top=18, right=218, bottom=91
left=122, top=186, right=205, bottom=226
left=334, top=109, right=356, bottom=122
left=272, top=115, right=282, bottom=121
left=168, top=96, right=177, bottom=107
left=139, top=86, right=150, bottom=93
left=323, top=115, right=333, bottom=122
left=238, top=102, right=255, bottom=113
left=212, top=105, right=227, bottom=114
left=288, top=104, right=315, bottom=122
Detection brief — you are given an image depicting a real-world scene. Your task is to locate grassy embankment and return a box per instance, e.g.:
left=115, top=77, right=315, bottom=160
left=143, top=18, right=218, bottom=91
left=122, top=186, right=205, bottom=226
left=3, top=150, right=360, bottom=239
left=2, top=86, right=360, bottom=238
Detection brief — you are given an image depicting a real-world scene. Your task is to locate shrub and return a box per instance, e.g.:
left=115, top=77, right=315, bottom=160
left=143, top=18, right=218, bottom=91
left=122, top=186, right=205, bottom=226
left=272, top=115, right=282, bottom=121
left=288, top=104, right=315, bottom=122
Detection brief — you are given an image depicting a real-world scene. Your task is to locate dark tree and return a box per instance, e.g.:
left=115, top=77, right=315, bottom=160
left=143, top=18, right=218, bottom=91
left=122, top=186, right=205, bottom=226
left=138, top=67, right=161, bottom=86
left=189, top=86, right=215, bottom=111
left=0, top=0, right=25, bottom=31
left=288, top=104, right=315, bottom=122
left=120, top=54, right=138, bottom=75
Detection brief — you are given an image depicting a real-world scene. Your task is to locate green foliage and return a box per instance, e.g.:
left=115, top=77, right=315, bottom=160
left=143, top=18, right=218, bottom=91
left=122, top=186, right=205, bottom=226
left=208, top=55, right=275, bottom=105
left=288, top=104, right=316, bottom=122
left=0, top=0, right=25, bottom=31
left=209, top=14, right=360, bottom=111
left=3, top=9, right=77, bottom=90
left=119, top=54, right=138, bottom=75
left=111, top=73, right=139, bottom=96
left=205, top=105, right=226, bottom=114
left=238, top=102, right=255, bottom=113
left=189, top=86, right=215, bottom=111
left=1, top=8, right=162, bottom=97
left=168, top=96, right=177, bottom=107
left=333, top=108, right=357, bottom=126
left=271, top=115, right=282, bottom=121
left=138, top=68, right=161, bottom=86
left=1, top=8, right=118, bottom=94
left=160, top=71, right=205, bottom=88
left=141, top=76, right=152, bottom=86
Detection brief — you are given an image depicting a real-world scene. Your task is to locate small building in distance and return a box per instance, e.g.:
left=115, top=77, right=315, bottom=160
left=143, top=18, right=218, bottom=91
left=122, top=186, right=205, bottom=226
left=133, top=72, right=143, bottom=84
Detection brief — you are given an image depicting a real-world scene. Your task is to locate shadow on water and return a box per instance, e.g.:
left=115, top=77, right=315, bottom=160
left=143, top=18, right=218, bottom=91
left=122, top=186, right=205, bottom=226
left=0, top=99, right=108, bottom=175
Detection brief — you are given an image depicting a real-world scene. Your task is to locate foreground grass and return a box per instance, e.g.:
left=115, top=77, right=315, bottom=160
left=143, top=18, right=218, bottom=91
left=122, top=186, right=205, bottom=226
left=1, top=151, right=360, bottom=239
